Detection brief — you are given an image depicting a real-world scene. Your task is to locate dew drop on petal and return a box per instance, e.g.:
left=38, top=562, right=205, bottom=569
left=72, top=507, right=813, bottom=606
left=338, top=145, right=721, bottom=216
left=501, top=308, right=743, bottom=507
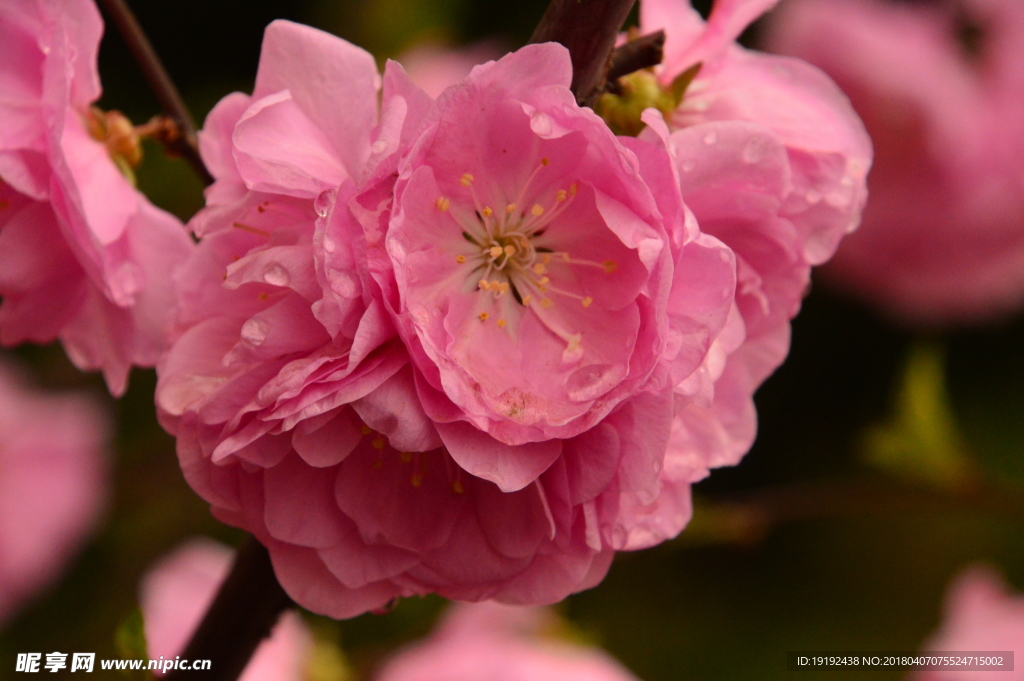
left=263, top=263, right=290, bottom=287
left=371, top=139, right=388, bottom=154
left=743, top=136, right=766, bottom=163
left=314, top=188, right=337, bottom=218
left=322, top=236, right=337, bottom=253
left=703, top=131, right=718, bottom=145
left=240, top=317, right=269, bottom=346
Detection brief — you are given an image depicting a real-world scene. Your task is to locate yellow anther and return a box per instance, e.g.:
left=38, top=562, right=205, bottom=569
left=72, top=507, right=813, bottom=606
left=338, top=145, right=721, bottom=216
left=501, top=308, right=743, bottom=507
left=436, top=196, right=450, bottom=212
left=481, top=206, right=493, bottom=217
left=603, top=260, right=618, bottom=274
left=258, top=292, right=269, bottom=301
left=541, top=298, right=553, bottom=308
left=533, top=263, right=547, bottom=275
left=541, top=254, right=553, bottom=264
left=541, top=157, right=550, bottom=166
left=371, top=437, right=386, bottom=450
left=505, top=203, right=517, bottom=214
left=497, top=319, right=507, bottom=328
left=537, top=276, right=550, bottom=286
left=522, top=295, right=533, bottom=306
left=561, top=253, right=570, bottom=262
left=452, top=479, right=465, bottom=494
left=411, top=473, right=423, bottom=487
left=479, top=311, right=490, bottom=321
left=400, top=452, right=412, bottom=463
left=503, top=244, right=516, bottom=256
left=556, top=189, right=567, bottom=202
left=372, top=459, right=383, bottom=469
left=461, top=173, right=474, bottom=186
left=489, top=245, right=503, bottom=258
left=531, top=204, right=544, bottom=216
left=456, top=255, right=466, bottom=263
left=582, top=296, right=593, bottom=308
left=478, top=279, right=489, bottom=290
left=567, top=334, right=581, bottom=352
left=360, top=425, right=373, bottom=436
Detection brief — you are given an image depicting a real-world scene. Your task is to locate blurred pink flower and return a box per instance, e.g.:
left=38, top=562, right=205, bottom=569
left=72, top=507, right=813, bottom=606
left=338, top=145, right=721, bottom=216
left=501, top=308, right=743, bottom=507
left=376, top=601, right=640, bottom=681
left=765, top=0, right=1024, bottom=325
left=636, top=0, right=872, bottom=473
left=158, top=22, right=743, bottom=617
left=398, top=41, right=503, bottom=99
left=140, top=538, right=312, bottom=680
left=0, top=0, right=193, bottom=395
left=910, top=565, right=1024, bottom=681
left=0, top=360, right=108, bottom=628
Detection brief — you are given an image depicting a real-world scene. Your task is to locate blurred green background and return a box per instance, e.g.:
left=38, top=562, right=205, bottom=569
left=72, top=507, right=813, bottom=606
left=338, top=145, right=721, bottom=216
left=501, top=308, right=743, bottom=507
left=3, top=0, right=1024, bottom=679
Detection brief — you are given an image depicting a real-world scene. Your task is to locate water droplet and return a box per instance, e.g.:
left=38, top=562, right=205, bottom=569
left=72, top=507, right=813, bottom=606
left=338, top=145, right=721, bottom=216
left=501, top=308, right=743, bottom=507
left=263, top=262, right=290, bottom=287
left=530, top=112, right=554, bottom=136
left=681, top=159, right=696, bottom=172
left=742, top=136, right=766, bottom=163
left=314, top=188, right=337, bottom=218
left=240, top=317, right=269, bottom=346
left=566, top=363, right=621, bottom=401
left=703, top=131, right=718, bottom=145
left=371, top=139, right=388, bottom=154
left=322, top=236, right=337, bottom=253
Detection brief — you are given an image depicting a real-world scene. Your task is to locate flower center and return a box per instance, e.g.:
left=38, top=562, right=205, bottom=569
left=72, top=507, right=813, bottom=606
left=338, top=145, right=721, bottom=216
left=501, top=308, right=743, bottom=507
left=436, top=159, right=618, bottom=321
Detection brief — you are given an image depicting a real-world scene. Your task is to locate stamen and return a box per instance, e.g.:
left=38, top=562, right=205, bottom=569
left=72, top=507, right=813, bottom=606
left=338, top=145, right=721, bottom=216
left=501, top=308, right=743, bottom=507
left=452, top=479, right=465, bottom=494
left=503, top=244, right=516, bottom=257
left=481, top=206, right=493, bottom=217
left=360, top=425, right=373, bottom=436
left=603, top=260, right=618, bottom=274
left=541, top=157, right=550, bottom=166
left=522, top=295, right=533, bottom=306
left=533, top=263, right=547, bottom=275
left=489, top=246, right=503, bottom=258
left=436, top=197, right=450, bottom=211
left=456, top=255, right=466, bottom=264
left=531, top=204, right=544, bottom=217
left=506, top=203, right=517, bottom=214
left=461, top=173, right=474, bottom=186
left=400, top=452, right=413, bottom=463
left=541, top=298, right=553, bottom=308
left=479, top=311, right=490, bottom=321
left=497, top=319, right=507, bottom=328
left=411, top=472, right=423, bottom=487
left=371, top=437, right=386, bottom=450
left=556, top=189, right=567, bottom=202
left=232, top=222, right=271, bottom=238
left=582, top=297, right=593, bottom=307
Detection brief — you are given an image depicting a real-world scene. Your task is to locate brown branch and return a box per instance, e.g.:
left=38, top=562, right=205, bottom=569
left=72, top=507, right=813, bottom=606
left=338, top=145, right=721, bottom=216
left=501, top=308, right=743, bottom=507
left=163, top=536, right=294, bottom=681
left=607, top=30, right=665, bottom=82
left=530, top=0, right=639, bottom=107
left=95, top=0, right=214, bottom=186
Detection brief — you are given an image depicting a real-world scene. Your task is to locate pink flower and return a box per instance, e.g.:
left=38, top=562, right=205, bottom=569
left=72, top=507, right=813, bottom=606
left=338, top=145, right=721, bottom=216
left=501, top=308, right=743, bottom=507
left=765, top=0, right=1024, bottom=325
left=632, top=0, right=872, bottom=473
left=140, top=538, right=312, bottom=680
left=0, top=359, right=108, bottom=628
left=376, top=602, right=641, bottom=681
left=398, top=41, right=503, bottom=99
left=0, top=0, right=193, bottom=395
left=909, top=565, right=1024, bottom=681
left=158, top=22, right=740, bottom=617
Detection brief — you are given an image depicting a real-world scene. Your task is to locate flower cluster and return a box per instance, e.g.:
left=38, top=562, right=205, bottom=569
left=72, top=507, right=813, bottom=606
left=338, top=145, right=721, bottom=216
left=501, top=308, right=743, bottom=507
left=766, top=0, right=1024, bottom=325
left=153, top=0, right=870, bottom=619
left=0, top=0, right=193, bottom=395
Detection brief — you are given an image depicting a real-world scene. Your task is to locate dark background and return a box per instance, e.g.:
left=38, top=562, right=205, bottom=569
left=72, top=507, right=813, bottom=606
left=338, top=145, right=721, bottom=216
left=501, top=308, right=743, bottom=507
left=3, top=1, right=1024, bottom=678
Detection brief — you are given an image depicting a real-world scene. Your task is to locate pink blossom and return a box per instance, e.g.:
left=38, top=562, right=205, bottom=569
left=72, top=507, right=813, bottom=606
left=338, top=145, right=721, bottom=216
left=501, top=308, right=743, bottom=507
left=765, top=0, right=1024, bottom=325
left=140, top=538, right=312, bottom=680
left=376, top=602, right=641, bottom=681
left=398, top=41, right=503, bottom=99
left=909, top=565, right=1024, bottom=681
left=0, top=0, right=193, bottom=395
left=634, top=0, right=872, bottom=474
left=157, top=22, right=740, bottom=617
left=0, top=359, right=108, bottom=628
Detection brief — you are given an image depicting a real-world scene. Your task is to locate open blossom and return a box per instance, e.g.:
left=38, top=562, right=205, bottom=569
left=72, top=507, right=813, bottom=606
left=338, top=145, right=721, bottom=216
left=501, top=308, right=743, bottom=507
left=765, top=0, right=1024, bottom=325
left=625, top=0, right=872, bottom=474
left=141, top=538, right=312, bottom=679
left=157, top=18, right=741, bottom=617
left=909, top=566, right=1024, bottom=681
left=376, top=602, right=640, bottom=681
left=0, top=0, right=193, bottom=395
left=0, top=360, right=108, bottom=628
